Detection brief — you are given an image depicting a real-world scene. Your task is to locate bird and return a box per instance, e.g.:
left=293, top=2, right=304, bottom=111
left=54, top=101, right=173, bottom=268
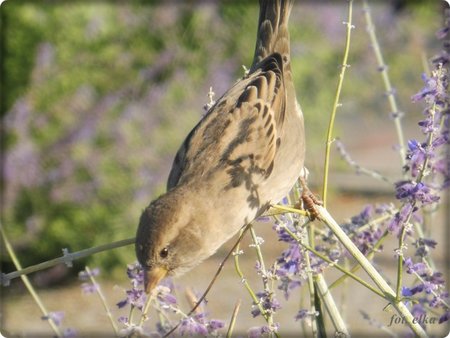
left=136, top=0, right=305, bottom=294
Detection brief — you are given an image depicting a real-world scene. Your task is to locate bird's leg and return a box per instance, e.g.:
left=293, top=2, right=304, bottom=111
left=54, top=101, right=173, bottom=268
left=296, top=174, right=323, bottom=221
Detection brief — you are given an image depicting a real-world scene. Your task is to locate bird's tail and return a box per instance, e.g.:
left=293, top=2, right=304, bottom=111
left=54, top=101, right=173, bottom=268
left=252, top=0, right=294, bottom=69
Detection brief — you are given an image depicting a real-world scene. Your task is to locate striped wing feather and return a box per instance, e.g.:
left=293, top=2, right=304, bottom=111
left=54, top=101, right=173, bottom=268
left=167, top=53, right=285, bottom=190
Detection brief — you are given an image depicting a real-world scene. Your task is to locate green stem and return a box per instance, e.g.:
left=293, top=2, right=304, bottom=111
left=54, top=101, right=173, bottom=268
left=395, top=212, right=413, bottom=302
left=233, top=230, right=279, bottom=338
left=137, top=292, right=157, bottom=334
left=416, top=101, right=437, bottom=183
left=271, top=204, right=308, bottom=217
left=282, top=224, right=385, bottom=298
left=226, top=300, right=241, bottom=338
left=315, top=275, right=349, bottom=336
left=303, top=235, right=318, bottom=337
left=85, top=266, right=119, bottom=336
left=329, top=229, right=389, bottom=290
left=363, top=0, right=407, bottom=171
left=2, top=237, right=135, bottom=285
left=128, top=305, right=136, bottom=328
left=249, top=226, right=267, bottom=275
left=350, top=213, right=394, bottom=234
left=317, top=206, right=428, bottom=337
left=395, top=81, right=440, bottom=302
left=322, top=0, right=354, bottom=207
left=233, top=244, right=264, bottom=317
left=0, top=223, right=62, bottom=337
left=249, top=226, right=275, bottom=329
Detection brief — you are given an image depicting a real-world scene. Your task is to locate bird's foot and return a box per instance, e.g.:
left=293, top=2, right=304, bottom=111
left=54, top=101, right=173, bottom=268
left=296, top=175, right=323, bottom=221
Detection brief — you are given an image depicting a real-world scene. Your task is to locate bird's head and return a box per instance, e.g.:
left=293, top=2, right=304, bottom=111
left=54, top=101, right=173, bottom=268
left=135, top=189, right=205, bottom=293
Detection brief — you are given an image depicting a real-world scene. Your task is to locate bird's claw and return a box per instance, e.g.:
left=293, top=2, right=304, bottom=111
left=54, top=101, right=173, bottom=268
left=297, top=176, right=323, bottom=221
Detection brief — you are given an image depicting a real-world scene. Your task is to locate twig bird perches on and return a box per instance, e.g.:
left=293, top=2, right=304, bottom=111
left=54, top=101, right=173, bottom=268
left=135, top=0, right=305, bottom=294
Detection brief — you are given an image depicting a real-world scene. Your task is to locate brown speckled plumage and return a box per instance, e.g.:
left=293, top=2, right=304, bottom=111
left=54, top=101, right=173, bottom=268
left=136, top=0, right=305, bottom=293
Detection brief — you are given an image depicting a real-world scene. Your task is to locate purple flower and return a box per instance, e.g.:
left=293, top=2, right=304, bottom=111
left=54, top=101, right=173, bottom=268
left=251, top=291, right=281, bottom=318
left=431, top=135, right=448, bottom=148
left=248, top=324, right=279, bottom=338
left=176, top=313, right=224, bottom=336
left=157, top=291, right=177, bottom=305
left=42, top=311, right=65, bottom=327
left=117, top=288, right=147, bottom=310
left=119, top=324, right=145, bottom=336
left=78, top=267, right=100, bottom=281
left=277, top=244, right=303, bottom=275
left=432, top=51, right=450, bottom=65
left=118, top=316, right=128, bottom=324
left=411, top=303, right=427, bottom=318
left=350, top=205, right=373, bottom=226
left=278, top=276, right=302, bottom=300
left=404, top=272, right=445, bottom=301
left=430, top=291, right=448, bottom=308
left=309, top=251, right=328, bottom=273
left=273, top=219, right=298, bottom=244
left=328, top=248, right=341, bottom=261
left=126, top=262, right=144, bottom=288
left=414, top=238, right=437, bottom=257
left=423, top=281, right=438, bottom=294
left=411, top=73, right=440, bottom=103
left=374, top=203, right=393, bottom=214
left=351, top=228, right=383, bottom=255
left=207, top=319, right=225, bottom=332
left=179, top=317, right=208, bottom=336
left=426, top=272, right=445, bottom=287
left=248, top=326, right=265, bottom=338
left=404, top=257, right=428, bottom=275
left=418, top=238, right=437, bottom=248
left=116, top=262, right=149, bottom=311
left=436, top=26, right=449, bottom=39
left=387, top=203, right=413, bottom=234
left=405, top=140, right=427, bottom=176
left=295, top=309, right=309, bottom=321
left=81, top=282, right=99, bottom=294
left=402, top=286, right=413, bottom=297
left=394, top=181, right=439, bottom=205
left=116, top=299, right=128, bottom=309
left=63, top=328, right=77, bottom=338
left=340, top=205, right=388, bottom=254
left=417, top=118, right=436, bottom=134
left=409, top=284, right=425, bottom=295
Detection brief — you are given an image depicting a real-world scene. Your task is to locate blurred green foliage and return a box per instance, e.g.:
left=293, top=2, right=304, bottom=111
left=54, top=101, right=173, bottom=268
left=1, top=2, right=440, bottom=278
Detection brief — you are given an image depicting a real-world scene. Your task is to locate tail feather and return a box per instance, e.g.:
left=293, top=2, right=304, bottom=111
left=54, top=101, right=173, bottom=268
left=252, top=0, right=294, bottom=69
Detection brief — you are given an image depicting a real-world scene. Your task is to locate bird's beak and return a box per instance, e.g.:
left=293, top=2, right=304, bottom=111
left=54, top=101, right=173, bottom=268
left=144, top=266, right=167, bottom=294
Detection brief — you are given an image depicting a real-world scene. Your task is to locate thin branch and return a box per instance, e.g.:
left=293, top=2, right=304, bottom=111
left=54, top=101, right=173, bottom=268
left=335, top=138, right=392, bottom=184
left=315, top=274, right=349, bottom=336
left=317, top=206, right=428, bottom=338
left=363, top=0, right=407, bottom=171
left=329, top=229, right=389, bottom=290
left=233, top=230, right=271, bottom=324
left=281, top=223, right=385, bottom=298
left=85, top=266, right=119, bottom=336
left=322, top=0, right=354, bottom=207
left=162, top=225, right=251, bottom=338
left=226, top=299, right=241, bottom=338
left=303, top=235, right=319, bottom=337
left=1, top=237, right=135, bottom=285
left=0, top=222, right=62, bottom=337
left=249, top=226, right=275, bottom=328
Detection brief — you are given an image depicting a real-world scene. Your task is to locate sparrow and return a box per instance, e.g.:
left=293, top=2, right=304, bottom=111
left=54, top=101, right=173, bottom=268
left=136, top=0, right=305, bottom=294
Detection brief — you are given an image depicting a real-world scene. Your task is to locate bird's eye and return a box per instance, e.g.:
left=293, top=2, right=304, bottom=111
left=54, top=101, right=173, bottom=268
left=159, top=247, right=169, bottom=258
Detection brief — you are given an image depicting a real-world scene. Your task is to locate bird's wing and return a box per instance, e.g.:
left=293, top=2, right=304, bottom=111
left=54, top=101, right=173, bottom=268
left=167, top=53, right=286, bottom=190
